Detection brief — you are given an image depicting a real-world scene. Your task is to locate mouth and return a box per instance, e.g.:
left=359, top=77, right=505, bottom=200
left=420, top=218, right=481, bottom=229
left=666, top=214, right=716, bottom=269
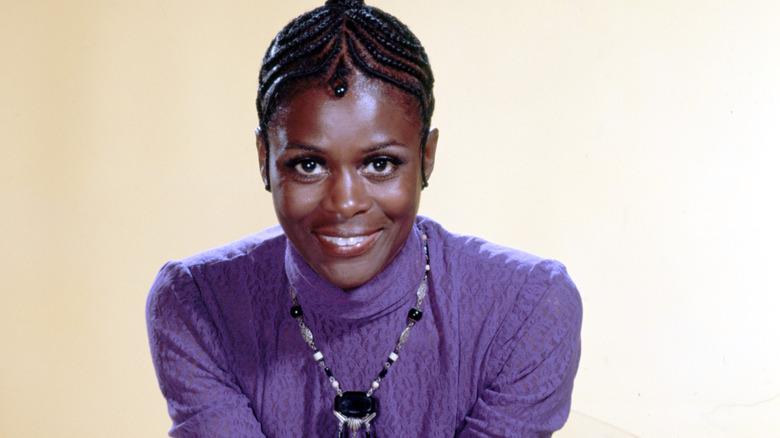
left=315, top=230, right=381, bottom=257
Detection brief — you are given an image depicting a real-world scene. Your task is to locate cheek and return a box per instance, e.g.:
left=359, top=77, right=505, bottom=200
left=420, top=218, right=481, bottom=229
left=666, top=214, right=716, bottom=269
left=369, top=175, right=421, bottom=218
left=273, top=182, right=322, bottom=224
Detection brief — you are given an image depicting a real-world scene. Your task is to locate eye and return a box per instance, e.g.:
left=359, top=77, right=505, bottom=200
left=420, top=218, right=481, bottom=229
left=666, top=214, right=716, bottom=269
left=283, top=156, right=327, bottom=180
left=363, top=156, right=403, bottom=178
left=294, top=159, right=325, bottom=175
left=371, top=159, right=390, bottom=173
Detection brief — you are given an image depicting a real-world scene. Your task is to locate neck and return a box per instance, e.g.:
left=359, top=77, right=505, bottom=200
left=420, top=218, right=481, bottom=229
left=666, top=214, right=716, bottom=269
left=284, top=226, right=425, bottom=322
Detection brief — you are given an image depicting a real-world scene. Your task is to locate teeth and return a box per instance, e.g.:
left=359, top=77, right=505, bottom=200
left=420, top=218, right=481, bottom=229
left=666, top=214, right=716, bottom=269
left=321, top=235, right=368, bottom=246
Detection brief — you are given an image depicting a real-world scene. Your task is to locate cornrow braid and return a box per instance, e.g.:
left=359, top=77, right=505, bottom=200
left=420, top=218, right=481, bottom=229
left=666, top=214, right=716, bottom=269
left=256, top=0, right=435, bottom=190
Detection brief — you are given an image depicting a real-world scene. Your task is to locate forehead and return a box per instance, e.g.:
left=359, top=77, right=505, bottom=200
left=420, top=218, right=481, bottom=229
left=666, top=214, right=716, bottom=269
left=269, top=76, right=424, bottom=146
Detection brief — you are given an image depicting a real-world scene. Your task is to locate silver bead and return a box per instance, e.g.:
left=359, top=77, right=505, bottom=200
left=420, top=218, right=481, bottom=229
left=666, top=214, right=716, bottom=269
left=301, top=326, right=313, bottom=344
left=416, top=280, right=427, bottom=301
left=399, top=327, right=411, bottom=345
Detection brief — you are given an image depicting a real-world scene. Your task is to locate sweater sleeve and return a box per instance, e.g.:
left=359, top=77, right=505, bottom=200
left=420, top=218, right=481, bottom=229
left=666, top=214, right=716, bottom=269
left=146, top=261, right=266, bottom=438
left=458, top=261, right=582, bottom=438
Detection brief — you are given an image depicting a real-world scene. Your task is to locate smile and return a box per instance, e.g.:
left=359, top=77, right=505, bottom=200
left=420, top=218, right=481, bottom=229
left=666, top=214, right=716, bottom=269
left=320, top=235, right=371, bottom=246
left=315, top=230, right=381, bottom=257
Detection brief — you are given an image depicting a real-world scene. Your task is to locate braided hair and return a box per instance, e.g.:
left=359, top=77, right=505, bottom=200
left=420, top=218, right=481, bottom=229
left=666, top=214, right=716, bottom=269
left=256, top=0, right=435, bottom=190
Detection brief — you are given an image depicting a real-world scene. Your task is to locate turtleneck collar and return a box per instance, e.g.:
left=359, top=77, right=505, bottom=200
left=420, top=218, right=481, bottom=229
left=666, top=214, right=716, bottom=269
left=284, top=225, right=425, bottom=322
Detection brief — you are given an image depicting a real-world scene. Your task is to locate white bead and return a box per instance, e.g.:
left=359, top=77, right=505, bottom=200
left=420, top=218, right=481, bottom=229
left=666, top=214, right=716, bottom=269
left=313, top=351, right=324, bottom=361
left=425, top=264, right=430, bottom=271
left=388, top=352, right=399, bottom=362
left=372, top=381, right=380, bottom=389
left=331, top=380, right=340, bottom=389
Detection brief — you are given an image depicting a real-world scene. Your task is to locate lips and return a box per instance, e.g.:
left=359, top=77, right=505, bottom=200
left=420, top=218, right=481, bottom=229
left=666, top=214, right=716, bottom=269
left=315, top=230, right=381, bottom=257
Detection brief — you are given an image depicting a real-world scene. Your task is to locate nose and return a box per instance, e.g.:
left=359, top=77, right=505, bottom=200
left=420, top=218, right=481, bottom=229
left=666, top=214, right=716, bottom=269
left=322, top=168, right=371, bottom=219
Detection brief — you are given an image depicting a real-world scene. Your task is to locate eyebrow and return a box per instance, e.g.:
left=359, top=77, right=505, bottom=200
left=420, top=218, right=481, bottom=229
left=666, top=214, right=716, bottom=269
left=282, top=143, right=322, bottom=153
left=282, top=141, right=404, bottom=153
left=366, top=142, right=403, bottom=153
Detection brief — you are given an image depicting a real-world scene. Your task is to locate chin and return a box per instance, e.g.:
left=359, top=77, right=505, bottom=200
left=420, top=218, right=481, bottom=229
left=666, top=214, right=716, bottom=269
left=317, top=260, right=383, bottom=291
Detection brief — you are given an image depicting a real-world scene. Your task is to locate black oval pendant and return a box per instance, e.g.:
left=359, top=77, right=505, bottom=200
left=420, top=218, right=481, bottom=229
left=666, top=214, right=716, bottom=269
left=334, top=392, right=377, bottom=417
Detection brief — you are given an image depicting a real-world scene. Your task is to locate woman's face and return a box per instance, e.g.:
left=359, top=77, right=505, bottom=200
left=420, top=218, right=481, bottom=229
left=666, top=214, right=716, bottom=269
left=258, top=75, right=438, bottom=290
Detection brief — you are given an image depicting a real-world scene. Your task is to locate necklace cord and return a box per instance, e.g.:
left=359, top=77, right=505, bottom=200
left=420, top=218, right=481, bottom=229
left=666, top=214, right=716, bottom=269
left=287, top=229, right=430, bottom=433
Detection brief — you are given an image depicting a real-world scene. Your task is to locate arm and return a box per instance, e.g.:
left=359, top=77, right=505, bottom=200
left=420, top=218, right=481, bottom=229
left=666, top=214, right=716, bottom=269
left=146, top=261, right=266, bottom=438
left=459, top=262, right=582, bottom=438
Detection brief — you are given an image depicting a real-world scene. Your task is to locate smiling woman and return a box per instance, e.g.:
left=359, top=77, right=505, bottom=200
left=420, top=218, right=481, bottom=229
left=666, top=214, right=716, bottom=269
left=146, top=0, right=581, bottom=437
left=261, top=74, right=437, bottom=289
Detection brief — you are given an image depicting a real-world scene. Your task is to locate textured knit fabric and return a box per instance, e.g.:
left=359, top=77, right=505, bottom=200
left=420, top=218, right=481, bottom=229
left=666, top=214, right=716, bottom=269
left=146, top=217, right=582, bottom=437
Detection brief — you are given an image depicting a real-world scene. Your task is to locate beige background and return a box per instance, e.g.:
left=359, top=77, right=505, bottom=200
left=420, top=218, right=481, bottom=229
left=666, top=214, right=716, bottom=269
left=2, top=0, right=778, bottom=436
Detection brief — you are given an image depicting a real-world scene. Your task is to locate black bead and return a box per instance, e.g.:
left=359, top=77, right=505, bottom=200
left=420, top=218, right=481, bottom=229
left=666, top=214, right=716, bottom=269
left=335, top=392, right=377, bottom=417
left=325, top=367, right=333, bottom=377
left=407, top=308, right=423, bottom=321
left=290, top=305, right=303, bottom=318
left=378, top=368, right=388, bottom=378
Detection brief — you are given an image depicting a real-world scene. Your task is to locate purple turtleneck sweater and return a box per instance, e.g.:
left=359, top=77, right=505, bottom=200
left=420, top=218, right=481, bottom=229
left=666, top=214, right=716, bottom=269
left=146, top=217, right=582, bottom=437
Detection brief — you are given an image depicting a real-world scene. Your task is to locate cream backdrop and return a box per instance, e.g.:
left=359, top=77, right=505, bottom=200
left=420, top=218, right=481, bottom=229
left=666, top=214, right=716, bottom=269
left=1, top=0, right=778, bottom=437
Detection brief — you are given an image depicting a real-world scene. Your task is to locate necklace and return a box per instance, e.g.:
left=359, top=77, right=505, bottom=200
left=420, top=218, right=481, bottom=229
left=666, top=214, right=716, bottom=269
left=288, top=231, right=430, bottom=438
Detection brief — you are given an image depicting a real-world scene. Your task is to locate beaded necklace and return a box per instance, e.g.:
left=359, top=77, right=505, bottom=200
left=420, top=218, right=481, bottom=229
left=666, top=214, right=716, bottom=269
left=288, top=231, right=430, bottom=438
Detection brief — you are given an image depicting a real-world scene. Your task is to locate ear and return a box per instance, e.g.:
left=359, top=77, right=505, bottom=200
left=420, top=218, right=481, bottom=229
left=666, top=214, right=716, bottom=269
left=255, top=127, right=270, bottom=191
left=422, top=127, right=438, bottom=183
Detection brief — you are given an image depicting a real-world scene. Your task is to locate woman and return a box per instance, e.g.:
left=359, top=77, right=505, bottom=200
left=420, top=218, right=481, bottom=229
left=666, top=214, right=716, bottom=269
left=146, top=0, right=582, bottom=436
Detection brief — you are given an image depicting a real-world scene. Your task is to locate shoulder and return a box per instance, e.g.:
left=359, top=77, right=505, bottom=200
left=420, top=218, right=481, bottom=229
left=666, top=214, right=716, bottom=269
left=418, top=216, right=581, bottom=348
left=419, top=216, right=542, bottom=269
left=147, top=225, right=287, bottom=318
left=179, top=225, right=287, bottom=273
left=419, top=216, right=578, bottom=305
